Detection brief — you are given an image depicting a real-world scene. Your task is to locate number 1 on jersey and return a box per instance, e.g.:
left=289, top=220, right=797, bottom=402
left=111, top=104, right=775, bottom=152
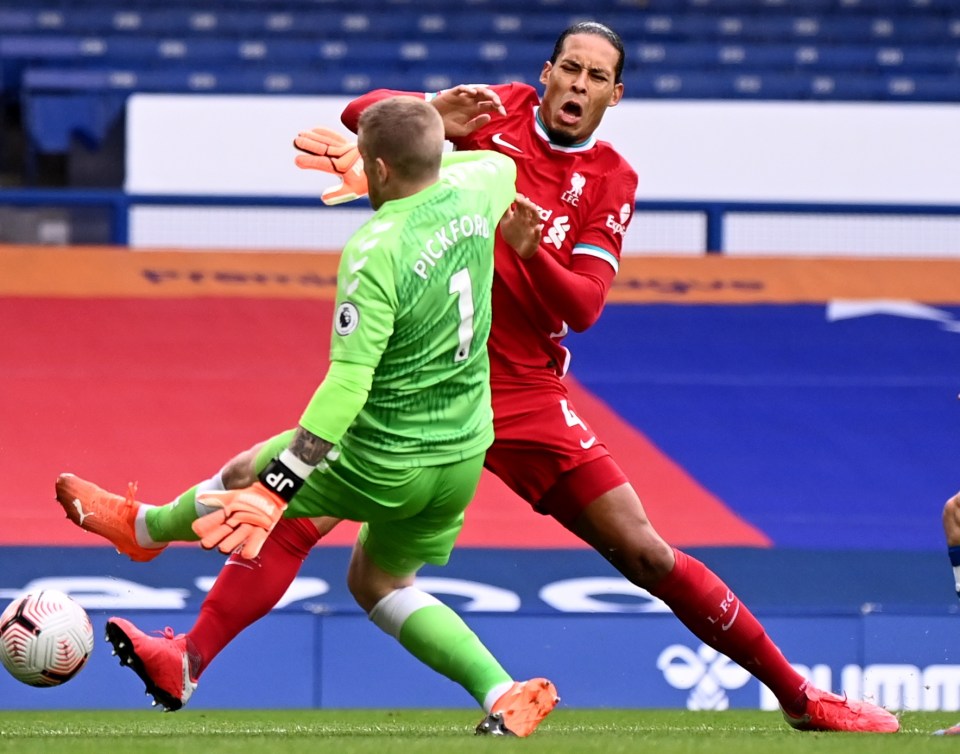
left=449, top=268, right=475, bottom=363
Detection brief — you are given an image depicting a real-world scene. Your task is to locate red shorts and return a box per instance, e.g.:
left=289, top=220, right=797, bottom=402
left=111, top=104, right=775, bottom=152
left=484, top=377, right=629, bottom=527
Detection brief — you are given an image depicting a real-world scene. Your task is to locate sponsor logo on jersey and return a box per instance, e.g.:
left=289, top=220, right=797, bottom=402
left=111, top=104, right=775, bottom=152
left=605, top=202, right=632, bottom=236
left=544, top=215, right=571, bottom=249
left=335, top=302, right=359, bottom=335
left=491, top=132, right=523, bottom=153
left=561, top=172, right=586, bottom=206
left=527, top=199, right=553, bottom=223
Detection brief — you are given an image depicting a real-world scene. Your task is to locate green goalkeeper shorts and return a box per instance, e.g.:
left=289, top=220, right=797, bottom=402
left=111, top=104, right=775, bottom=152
left=255, top=430, right=484, bottom=576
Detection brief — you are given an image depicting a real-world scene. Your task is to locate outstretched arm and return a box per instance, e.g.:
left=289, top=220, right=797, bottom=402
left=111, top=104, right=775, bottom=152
left=341, top=85, right=505, bottom=138
left=194, top=361, right=374, bottom=558
left=429, top=84, right=506, bottom=138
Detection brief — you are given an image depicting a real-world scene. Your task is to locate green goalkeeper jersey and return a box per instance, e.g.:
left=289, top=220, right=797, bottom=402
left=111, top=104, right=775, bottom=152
left=321, top=150, right=517, bottom=467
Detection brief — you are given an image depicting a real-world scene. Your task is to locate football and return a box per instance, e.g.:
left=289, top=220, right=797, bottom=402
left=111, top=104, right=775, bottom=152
left=0, top=590, right=94, bottom=687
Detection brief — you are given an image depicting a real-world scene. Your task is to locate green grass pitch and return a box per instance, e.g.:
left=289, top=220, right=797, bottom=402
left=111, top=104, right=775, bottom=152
left=0, top=710, right=957, bottom=753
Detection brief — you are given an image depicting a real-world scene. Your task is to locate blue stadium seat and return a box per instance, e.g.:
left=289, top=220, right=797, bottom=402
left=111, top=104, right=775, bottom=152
left=444, top=11, right=572, bottom=39
left=633, top=42, right=721, bottom=68
left=874, top=45, right=960, bottom=73
left=633, top=14, right=719, bottom=42
left=802, top=72, right=887, bottom=100
left=795, top=44, right=879, bottom=72
left=881, top=73, right=960, bottom=101
left=886, top=17, right=957, bottom=43
left=832, top=0, right=957, bottom=11
left=621, top=69, right=808, bottom=99
left=736, top=16, right=826, bottom=42
left=6, top=0, right=960, bottom=161
left=0, top=9, right=43, bottom=33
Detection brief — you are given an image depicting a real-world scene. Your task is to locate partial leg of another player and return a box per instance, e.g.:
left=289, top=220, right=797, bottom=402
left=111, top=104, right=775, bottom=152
left=942, top=491, right=960, bottom=600
left=935, top=491, right=960, bottom=735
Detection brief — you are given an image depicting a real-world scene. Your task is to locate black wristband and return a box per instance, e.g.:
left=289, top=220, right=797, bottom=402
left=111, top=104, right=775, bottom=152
left=258, top=457, right=305, bottom=503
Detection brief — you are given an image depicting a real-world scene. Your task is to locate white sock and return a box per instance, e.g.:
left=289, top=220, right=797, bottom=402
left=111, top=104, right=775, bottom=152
left=482, top=681, right=516, bottom=713
left=368, top=586, right=442, bottom=639
left=133, top=504, right=162, bottom=548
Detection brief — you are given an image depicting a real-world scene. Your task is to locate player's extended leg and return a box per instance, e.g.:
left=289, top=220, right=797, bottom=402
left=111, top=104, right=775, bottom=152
left=55, top=474, right=167, bottom=562
left=556, top=472, right=899, bottom=733
left=347, top=539, right=558, bottom=737
left=61, top=433, right=338, bottom=709
left=332, top=452, right=557, bottom=738
left=55, top=434, right=298, bottom=557
left=104, top=515, right=332, bottom=710
left=54, top=458, right=249, bottom=559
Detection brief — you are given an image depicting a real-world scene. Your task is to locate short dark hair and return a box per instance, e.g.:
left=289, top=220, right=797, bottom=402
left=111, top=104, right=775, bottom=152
left=550, top=21, right=625, bottom=84
left=358, top=96, right=443, bottom=182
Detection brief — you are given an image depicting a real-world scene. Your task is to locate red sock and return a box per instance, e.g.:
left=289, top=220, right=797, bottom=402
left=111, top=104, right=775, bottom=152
left=188, top=517, right=321, bottom=677
left=649, top=548, right=808, bottom=713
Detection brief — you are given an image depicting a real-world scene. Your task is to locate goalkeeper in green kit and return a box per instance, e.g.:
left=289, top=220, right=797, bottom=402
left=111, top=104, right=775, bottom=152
left=63, top=96, right=557, bottom=736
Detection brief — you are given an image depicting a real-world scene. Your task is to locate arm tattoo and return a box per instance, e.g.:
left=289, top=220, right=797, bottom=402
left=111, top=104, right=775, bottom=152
left=289, top=427, right=334, bottom=466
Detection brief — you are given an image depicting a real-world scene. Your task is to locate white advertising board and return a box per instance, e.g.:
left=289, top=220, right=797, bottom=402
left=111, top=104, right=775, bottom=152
left=127, top=93, right=960, bottom=205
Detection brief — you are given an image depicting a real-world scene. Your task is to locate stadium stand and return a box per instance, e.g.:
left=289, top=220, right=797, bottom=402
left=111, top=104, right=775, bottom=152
left=0, top=0, right=957, bottom=184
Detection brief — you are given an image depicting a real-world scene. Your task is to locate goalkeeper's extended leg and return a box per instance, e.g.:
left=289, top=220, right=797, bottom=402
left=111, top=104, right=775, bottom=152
left=57, top=442, right=273, bottom=553
left=56, top=468, right=241, bottom=556
left=55, top=473, right=167, bottom=562
left=143, top=443, right=269, bottom=543
left=55, top=449, right=247, bottom=557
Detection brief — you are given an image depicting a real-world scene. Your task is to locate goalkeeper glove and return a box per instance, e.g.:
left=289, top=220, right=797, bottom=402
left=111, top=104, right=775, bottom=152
left=193, top=482, right=287, bottom=560
left=294, top=126, right=368, bottom=206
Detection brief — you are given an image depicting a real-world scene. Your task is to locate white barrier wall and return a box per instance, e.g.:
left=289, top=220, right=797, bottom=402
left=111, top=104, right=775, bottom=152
left=126, top=95, right=355, bottom=197
left=126, top=94, right=960, bottom=204
left=125, top=94, right=960, bottom=255
left=604, top=100, right=960, bottom=205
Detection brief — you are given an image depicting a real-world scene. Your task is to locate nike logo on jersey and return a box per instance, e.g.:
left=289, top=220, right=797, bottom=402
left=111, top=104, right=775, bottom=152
left=492, top=133, right=523, bottom=154
left=580, top=437, right=597, bottom=450
left=71, top=498, right=94, bottom=526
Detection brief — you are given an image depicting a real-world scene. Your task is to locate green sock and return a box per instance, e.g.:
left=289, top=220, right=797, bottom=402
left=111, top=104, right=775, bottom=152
left=394, top=603, right=511, bottom=706
left=144, top=486, right=202, bottom=542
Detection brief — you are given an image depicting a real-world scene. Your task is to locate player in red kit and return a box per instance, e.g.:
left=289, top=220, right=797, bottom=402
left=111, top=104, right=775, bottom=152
left=57, top=22, right=899, bottom=733
left=344, top=78, right=639, bottom=523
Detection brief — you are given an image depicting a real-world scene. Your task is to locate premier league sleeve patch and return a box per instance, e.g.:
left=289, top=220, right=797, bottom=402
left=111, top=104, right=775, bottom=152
left=334, top=302, right=359, bottom=336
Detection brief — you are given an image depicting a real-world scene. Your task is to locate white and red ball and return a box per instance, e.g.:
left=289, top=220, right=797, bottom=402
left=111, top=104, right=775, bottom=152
left=0, top=590, right=94, bottom=687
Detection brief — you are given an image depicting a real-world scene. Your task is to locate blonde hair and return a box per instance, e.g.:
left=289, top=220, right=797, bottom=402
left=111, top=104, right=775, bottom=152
left=358, top=96, right=444, bottom=183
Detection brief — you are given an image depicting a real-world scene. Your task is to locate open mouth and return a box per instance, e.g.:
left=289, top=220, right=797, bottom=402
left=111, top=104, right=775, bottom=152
left=558, top=100, right=583, bottom=125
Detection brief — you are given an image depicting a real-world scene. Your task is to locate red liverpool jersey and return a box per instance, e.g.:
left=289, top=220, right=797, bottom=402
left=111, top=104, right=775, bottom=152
left=341, top=83, right=638, bottom=381
left=451, top=83, right=638, bottom=381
